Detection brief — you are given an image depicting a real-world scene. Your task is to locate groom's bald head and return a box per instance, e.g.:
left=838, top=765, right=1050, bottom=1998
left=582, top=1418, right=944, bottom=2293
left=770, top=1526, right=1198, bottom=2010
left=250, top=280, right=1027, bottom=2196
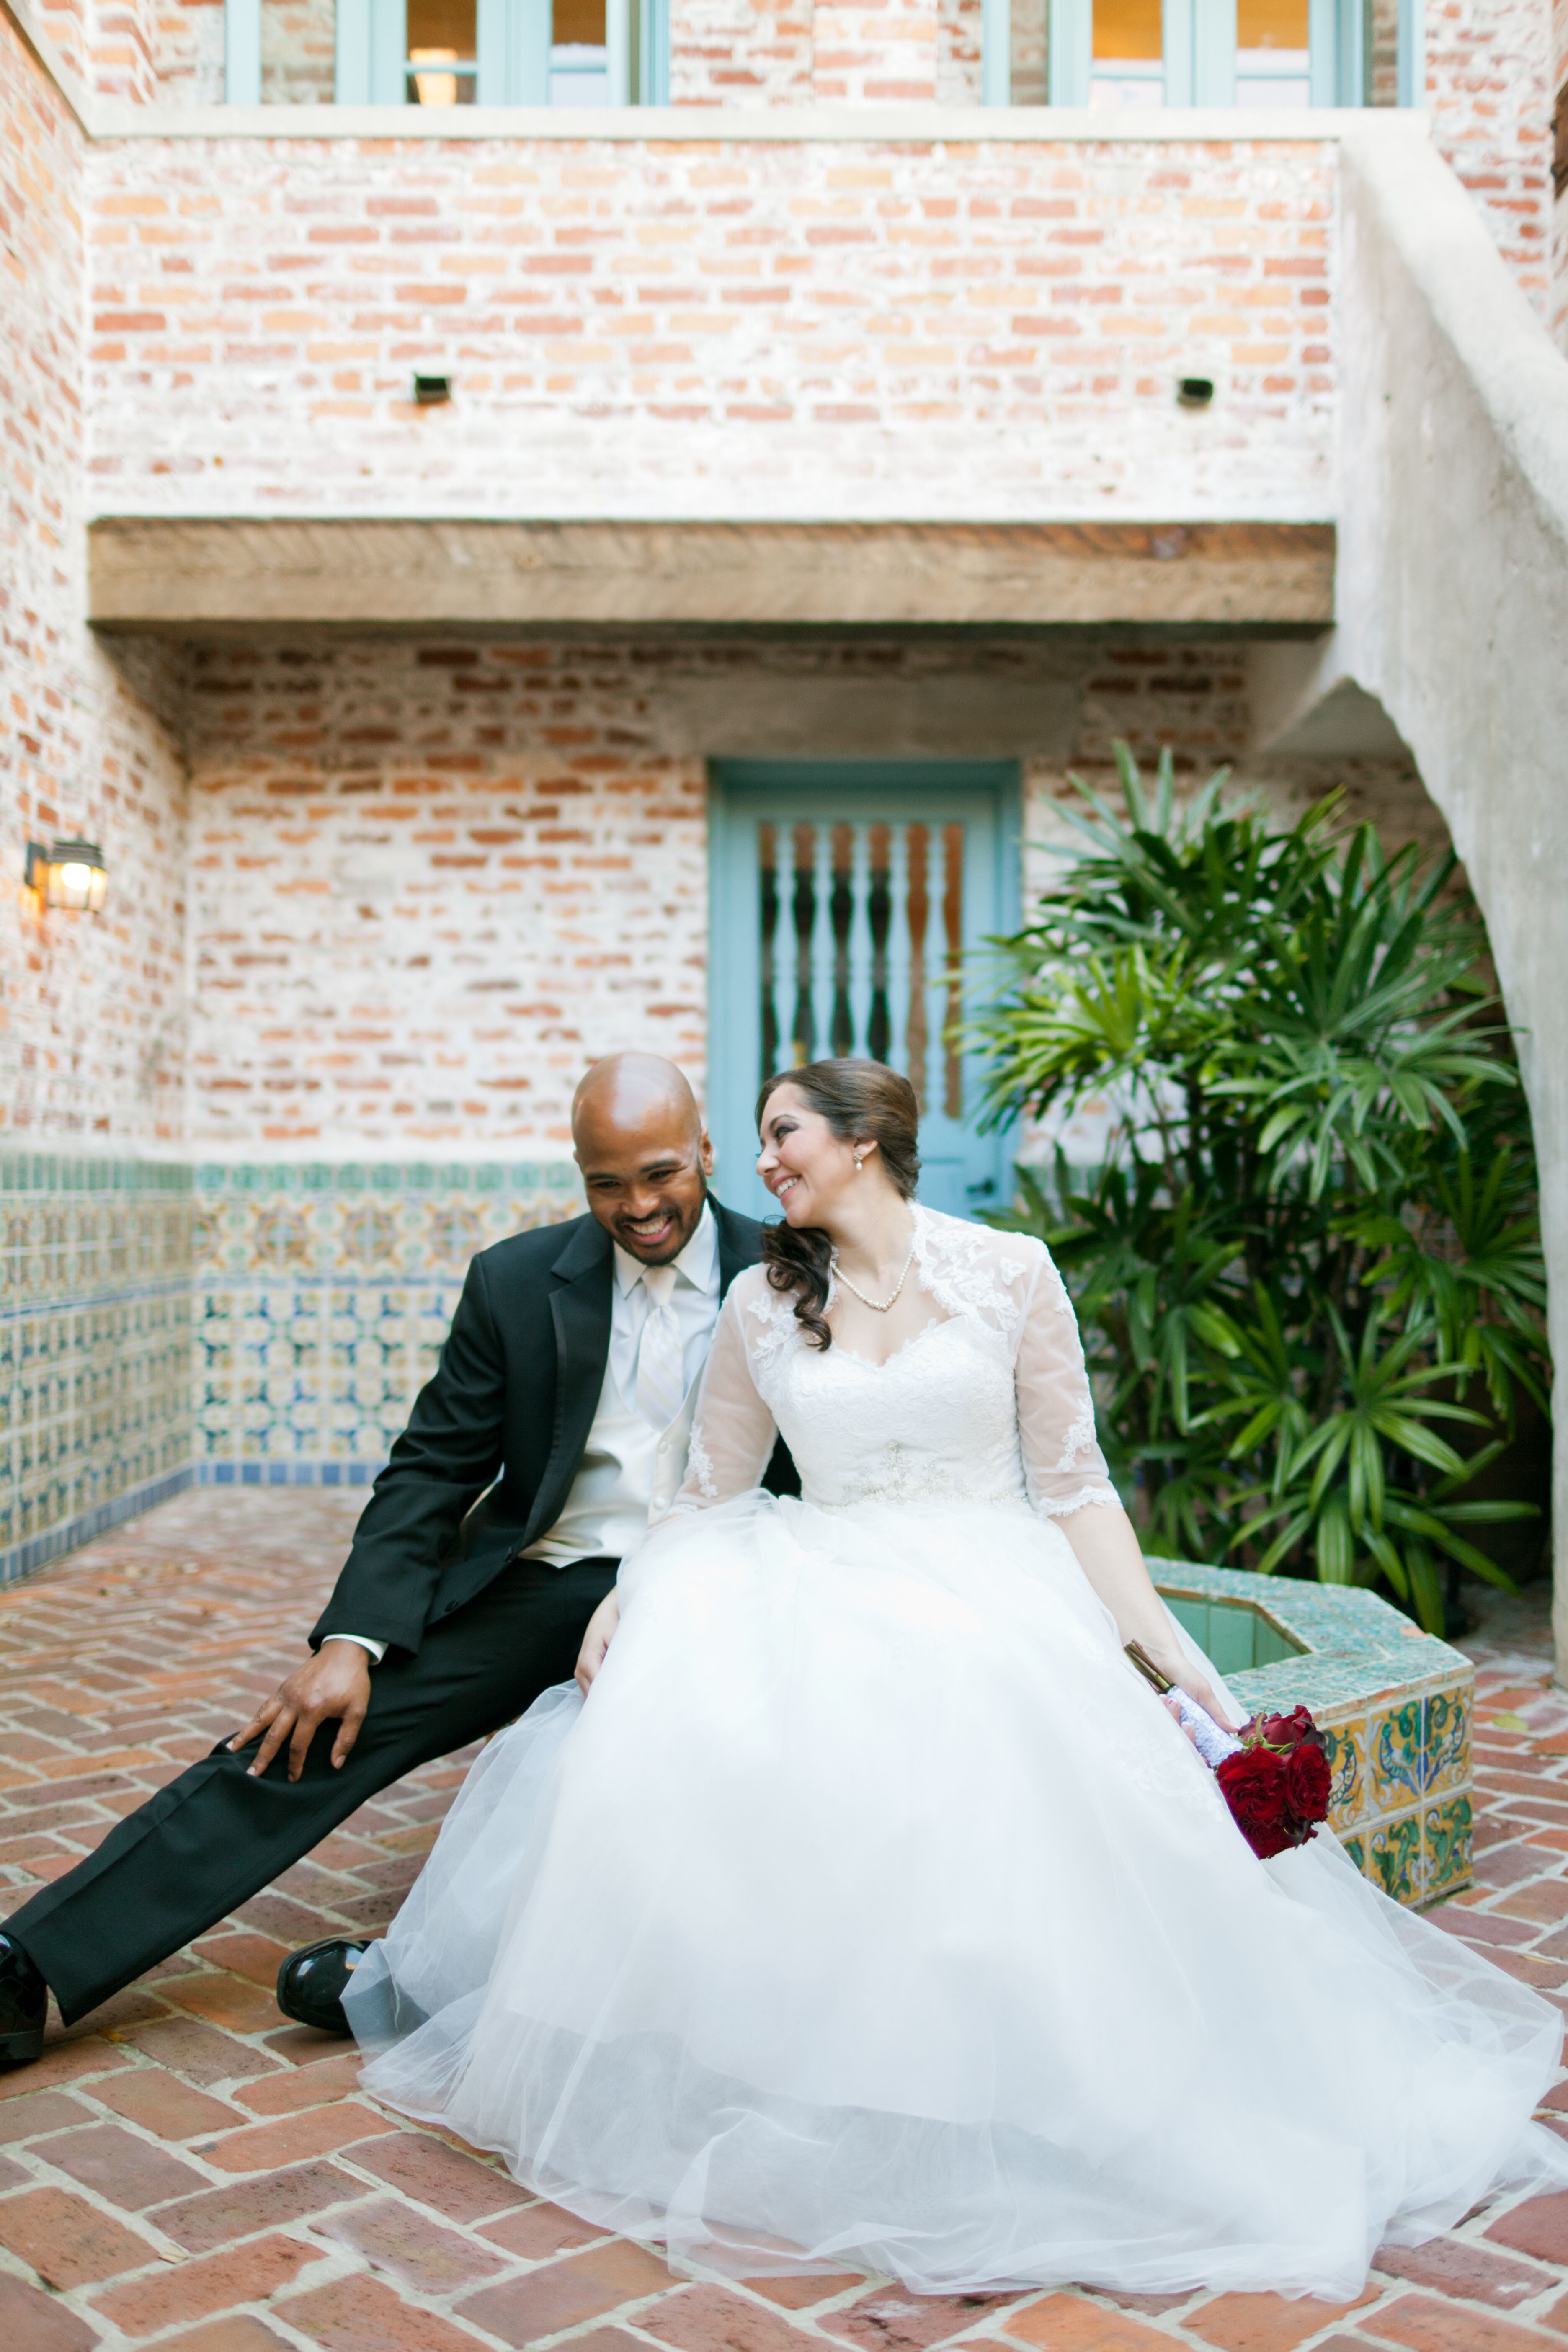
left=572, top=1053, right=714, bottom=1264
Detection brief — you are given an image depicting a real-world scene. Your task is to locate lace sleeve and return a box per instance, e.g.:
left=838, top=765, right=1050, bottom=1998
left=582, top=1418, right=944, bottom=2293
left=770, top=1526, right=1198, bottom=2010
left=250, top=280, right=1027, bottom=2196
left=663, top=1280, right=779, bottom=1516
left=1014, top=1243, right=1119, bottom=1520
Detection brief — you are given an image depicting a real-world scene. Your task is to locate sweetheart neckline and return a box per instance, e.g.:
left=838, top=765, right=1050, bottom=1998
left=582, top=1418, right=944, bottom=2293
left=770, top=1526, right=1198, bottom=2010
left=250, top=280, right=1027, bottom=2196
left=818, top=1313, right=959, bottom=1375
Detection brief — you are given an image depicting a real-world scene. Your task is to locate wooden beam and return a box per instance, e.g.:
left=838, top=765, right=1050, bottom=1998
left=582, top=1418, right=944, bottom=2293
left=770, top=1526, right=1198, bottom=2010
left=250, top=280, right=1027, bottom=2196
left=88, top=517, right=1335, bottom=633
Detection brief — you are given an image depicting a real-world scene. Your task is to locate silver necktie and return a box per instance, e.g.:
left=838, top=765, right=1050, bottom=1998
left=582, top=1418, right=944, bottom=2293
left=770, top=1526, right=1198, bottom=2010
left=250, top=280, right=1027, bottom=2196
left=635, top=1262, right=684, bottom=1431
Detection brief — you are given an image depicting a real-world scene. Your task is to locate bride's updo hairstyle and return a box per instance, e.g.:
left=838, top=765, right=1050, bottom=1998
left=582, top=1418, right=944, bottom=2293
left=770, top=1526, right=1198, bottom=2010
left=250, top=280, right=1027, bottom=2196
left=755, top=1058, right=921, bottom=1351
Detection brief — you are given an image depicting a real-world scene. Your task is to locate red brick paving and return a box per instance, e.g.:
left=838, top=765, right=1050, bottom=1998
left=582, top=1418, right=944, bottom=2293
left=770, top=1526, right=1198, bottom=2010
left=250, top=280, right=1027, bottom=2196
left=1, top=1491, right=1568, bottom=2347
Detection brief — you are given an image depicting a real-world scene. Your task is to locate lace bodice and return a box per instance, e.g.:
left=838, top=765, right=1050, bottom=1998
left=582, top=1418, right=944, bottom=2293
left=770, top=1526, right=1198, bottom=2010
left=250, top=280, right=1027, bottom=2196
left=674, top=1206, right=1117, bottom=1521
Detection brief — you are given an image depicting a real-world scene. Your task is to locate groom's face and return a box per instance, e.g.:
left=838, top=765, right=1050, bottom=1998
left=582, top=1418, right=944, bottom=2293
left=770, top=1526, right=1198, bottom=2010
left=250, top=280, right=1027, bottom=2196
left=576, top=1103, right=714, bottom=1266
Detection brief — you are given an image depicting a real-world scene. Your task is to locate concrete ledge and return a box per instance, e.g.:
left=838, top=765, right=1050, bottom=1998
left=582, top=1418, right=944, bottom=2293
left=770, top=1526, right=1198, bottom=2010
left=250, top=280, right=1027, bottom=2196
left=88, top=517, right=1337, bottom=633
left=90, top=100, right=1388, bottom=142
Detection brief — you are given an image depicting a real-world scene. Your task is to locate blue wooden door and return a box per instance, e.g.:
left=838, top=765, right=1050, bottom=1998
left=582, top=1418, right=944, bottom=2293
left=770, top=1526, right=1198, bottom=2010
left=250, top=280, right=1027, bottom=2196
left=708, top=761, right=1019, bottom=1222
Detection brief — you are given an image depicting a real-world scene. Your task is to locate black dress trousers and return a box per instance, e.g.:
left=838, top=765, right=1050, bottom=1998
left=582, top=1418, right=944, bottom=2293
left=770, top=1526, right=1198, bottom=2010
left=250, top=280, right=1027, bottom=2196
left=8, top=1555, right=617, bottom=2025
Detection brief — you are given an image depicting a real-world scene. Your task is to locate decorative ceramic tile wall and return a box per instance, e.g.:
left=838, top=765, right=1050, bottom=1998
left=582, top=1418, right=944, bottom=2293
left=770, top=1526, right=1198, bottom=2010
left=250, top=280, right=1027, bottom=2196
left=0, top=1156, right=195, bottom=1583
left=1151, top=1558, right=1474, bottom=1908
left=192, top=1162, right=583, bottom=1483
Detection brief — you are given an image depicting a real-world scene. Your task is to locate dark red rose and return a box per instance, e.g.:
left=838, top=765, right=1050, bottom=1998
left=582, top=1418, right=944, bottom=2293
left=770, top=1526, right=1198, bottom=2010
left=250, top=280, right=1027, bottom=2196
left=1283, top=1740, right=1331, bottom=1827
left=1256, top=1705, right=1320, bottom=1752
left=1216, top=1747, right=1295, bottom=1860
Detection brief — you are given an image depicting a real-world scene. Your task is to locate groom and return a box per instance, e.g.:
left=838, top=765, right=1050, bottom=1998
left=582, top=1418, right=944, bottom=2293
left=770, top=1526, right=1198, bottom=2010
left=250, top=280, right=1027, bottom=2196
left=0, top=1054, right=794, bottom=2060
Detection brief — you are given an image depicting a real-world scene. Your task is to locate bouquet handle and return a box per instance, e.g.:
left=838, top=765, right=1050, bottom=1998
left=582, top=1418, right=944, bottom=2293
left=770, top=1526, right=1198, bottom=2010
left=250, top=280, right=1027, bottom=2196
left=1124, top=1641, right=1244, bottom=1769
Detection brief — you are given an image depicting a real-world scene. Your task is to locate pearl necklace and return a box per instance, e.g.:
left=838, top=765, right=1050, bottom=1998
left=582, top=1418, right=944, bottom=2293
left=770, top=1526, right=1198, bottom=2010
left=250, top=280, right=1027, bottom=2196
left=831, top=1234, right=917, bottom=1314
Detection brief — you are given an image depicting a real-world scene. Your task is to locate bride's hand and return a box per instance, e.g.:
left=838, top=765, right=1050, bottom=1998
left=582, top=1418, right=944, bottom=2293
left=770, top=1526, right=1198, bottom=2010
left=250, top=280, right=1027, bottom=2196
left=575, top=1590, right=620, bottom=1696
left=1159, top=1654, right=1231, bottom=1732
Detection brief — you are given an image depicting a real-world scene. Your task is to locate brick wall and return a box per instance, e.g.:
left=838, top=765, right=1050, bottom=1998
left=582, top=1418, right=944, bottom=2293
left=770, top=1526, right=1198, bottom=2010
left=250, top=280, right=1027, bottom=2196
left=1369, top=0, right=1400, bottom=104
left=175, top=631, right=1446, bottom=1159
left=936, top=0, right=982, bottom=106
left=1426, top=0, right=1555, bottom=302
left=1, top=14, right=191, bottom=1153
left=0, top=22, right=199, bottom=1571
left=150, top=0, right=223, bottom=104
left=184, top=640, right=709, bottom=1153
left=1552, top=0, right=1568, bottom=347
left=670, top=0, right=815, bottom=101
left=83, top=131, right=1337, bottom=522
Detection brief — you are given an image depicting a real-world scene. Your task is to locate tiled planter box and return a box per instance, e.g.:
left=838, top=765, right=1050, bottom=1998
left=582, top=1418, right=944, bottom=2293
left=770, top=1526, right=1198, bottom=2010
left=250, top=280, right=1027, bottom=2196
left=1150, top=1560, right=1472, bottom=1908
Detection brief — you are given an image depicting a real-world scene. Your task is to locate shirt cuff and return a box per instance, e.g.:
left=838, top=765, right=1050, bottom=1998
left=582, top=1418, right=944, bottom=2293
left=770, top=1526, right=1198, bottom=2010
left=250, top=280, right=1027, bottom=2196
left=325, top=1633, right=387, bottom=1663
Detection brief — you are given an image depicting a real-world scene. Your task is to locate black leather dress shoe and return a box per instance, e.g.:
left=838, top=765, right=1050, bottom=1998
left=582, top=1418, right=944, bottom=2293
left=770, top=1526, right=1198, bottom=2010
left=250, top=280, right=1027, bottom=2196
left=0, top=1934, right=47, bottom=2066
left=275, top=1937, right=372, bottom=2036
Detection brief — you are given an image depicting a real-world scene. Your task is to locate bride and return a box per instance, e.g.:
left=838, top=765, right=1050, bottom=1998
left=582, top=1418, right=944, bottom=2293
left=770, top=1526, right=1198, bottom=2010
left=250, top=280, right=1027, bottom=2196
left=346, top=1057, right=1568, bottom=2300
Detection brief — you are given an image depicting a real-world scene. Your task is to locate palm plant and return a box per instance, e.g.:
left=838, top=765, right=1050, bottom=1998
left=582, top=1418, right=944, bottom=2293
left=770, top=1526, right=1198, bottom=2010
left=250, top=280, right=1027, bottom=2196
left=972, top=746, right=1548, bottom=1632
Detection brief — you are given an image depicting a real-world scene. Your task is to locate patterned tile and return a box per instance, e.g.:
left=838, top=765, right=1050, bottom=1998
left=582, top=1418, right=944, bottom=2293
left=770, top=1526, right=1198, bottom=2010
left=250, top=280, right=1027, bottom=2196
left=0, top=1159, right=195, bottom=1582
left=1148, top=1561, right=1474, bottom=1907
left=1425, top=1683, right=1469, bottom=1795
left=1369, top=1697, right=1426, bottom=1810
left=1424, top=1793, right=1473, bottom=1897
left=1324, top=1715, right=1367, bottom=1831
left=1367, top=1808, right=1426, bottom=1905
left=193, top=1161, right=581, bottom=1481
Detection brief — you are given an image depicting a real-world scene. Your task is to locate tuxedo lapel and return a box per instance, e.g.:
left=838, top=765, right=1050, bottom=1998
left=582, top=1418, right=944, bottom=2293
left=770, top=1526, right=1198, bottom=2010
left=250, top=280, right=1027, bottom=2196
left=521, top=1199, right=763, bottom=1554
left=712, top=1197, right=765, bottom=1300
left=524, top=1218, right=614, bottom=1550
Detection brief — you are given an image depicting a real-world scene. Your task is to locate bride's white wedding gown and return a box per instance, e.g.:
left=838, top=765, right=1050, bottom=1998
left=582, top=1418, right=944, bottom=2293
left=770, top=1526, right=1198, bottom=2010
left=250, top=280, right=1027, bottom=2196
left=346, top=1206, right=1568, bottom=2299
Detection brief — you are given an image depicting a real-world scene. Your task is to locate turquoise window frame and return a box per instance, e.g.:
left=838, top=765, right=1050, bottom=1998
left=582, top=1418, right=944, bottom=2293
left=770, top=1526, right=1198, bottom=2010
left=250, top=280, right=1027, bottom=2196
left=992, top=0, right=1413, bottom=108
left=224, top=0, right=658, bottom=102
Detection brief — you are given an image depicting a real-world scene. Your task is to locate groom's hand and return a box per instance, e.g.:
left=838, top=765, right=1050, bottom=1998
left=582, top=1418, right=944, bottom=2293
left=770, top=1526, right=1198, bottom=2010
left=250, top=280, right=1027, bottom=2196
left=575, top=1591, right=620, bottom=1696
left=228, top=1641, right=373, bottom=1782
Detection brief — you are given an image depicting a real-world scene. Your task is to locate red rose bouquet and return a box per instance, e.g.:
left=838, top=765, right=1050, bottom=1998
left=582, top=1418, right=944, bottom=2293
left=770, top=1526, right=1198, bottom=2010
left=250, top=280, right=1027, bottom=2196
left=1215, top=1709, right=1332, bottom=1859
left=1125, top=1646, right=1332, bottom=1861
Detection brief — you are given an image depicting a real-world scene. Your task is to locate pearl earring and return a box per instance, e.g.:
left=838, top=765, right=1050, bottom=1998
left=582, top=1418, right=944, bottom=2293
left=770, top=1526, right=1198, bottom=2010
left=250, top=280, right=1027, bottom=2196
left=854, top=1155, right=864, bottom=1173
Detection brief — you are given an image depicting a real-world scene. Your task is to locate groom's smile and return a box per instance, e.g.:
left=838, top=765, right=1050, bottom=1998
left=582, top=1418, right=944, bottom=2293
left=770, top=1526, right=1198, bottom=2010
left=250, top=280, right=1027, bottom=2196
left=572, top=1052, right=716, bottom=1267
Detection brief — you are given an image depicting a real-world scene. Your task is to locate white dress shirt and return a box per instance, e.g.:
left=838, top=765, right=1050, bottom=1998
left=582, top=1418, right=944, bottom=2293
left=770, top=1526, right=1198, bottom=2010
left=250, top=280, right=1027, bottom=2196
left=332, top=1204, right=723, bottom=1661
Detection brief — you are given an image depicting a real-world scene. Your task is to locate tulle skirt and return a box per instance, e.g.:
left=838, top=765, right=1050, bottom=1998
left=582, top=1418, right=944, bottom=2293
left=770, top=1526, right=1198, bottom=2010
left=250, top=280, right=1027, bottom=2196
left=347, top=1491, right=1568, bottom=2298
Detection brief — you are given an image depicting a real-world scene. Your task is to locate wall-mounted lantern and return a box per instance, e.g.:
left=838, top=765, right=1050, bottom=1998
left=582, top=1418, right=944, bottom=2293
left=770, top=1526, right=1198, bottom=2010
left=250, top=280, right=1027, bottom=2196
left=25, top=838, right=108, bottom=914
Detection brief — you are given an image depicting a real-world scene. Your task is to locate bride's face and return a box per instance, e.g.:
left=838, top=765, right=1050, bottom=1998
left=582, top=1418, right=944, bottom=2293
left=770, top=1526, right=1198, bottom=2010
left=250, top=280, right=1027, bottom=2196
left=756, top=1085, right=864, bottom=1225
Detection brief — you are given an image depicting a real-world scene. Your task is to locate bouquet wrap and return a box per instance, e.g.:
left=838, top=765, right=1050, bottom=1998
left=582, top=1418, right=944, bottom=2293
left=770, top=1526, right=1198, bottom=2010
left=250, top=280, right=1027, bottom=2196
left=1124, top=1642, right=1331, bottom=1860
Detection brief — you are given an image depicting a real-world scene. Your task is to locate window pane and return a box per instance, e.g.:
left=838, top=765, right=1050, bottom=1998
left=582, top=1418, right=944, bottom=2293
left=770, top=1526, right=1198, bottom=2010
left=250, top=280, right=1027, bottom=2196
left=261, top=0, right=335, bottom=102
left=1237, top=0, right=1308, bottom=45
left=1236, top=0, right=1309, bottom=103
left=552, top=0, right=608, bottom=102
left=407, top=0, right=476, bottom=104
left=554, top=0, right=606, bottom=38
left=1092, top=0, right=1161, bottom=59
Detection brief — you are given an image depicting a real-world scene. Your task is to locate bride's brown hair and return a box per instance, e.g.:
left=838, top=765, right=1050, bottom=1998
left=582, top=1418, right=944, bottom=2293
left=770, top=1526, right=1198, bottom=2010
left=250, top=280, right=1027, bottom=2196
left=755, top=1059, right=921, bottom=1351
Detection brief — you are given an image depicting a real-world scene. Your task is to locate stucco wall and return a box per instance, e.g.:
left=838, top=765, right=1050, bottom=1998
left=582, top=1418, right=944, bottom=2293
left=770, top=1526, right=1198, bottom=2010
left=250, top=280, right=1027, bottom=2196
left=1323, top=120, right=1568, bottom=1674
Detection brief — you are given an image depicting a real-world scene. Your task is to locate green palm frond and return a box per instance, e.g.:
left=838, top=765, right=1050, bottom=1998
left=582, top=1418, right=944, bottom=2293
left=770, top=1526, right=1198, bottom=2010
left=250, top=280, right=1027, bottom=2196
left=972, top=745, right=1550, bottom=1632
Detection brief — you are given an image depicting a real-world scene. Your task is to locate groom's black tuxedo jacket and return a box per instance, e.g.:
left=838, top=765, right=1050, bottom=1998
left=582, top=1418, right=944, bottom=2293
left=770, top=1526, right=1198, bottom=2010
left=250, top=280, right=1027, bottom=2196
left=310, top=1196, right=794, bottom=1658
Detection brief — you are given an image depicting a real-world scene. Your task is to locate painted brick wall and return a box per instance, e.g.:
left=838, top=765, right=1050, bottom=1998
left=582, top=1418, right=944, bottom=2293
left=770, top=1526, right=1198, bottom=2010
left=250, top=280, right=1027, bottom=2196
left=0, top=15, right=191, bottom=1153
left=83, top=132, right=1336, bottom=521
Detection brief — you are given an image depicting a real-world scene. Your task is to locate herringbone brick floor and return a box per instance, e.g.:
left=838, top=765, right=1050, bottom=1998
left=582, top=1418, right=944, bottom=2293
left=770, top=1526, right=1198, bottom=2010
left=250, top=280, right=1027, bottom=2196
left=0, top=1489, right=1567, bottom=2352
